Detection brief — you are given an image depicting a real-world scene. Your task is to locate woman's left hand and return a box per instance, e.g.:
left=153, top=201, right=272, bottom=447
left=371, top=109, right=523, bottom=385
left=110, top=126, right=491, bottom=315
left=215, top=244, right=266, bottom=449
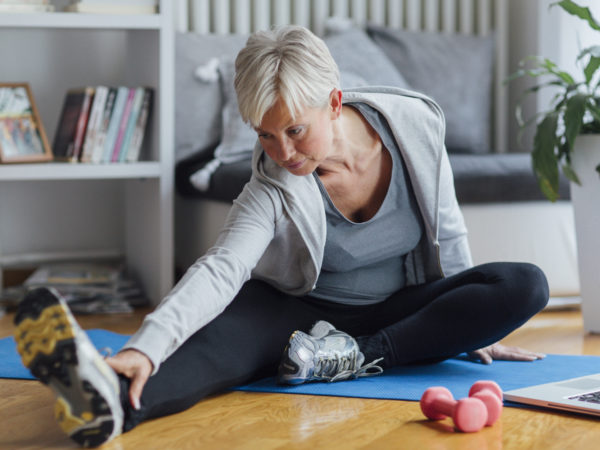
left=468, top=343, right=546, bottom=365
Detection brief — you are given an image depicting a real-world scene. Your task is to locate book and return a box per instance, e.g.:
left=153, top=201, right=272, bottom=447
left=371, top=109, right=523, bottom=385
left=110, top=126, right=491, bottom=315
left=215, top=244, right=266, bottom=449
left=101, top=86, right=128, bottom=163
left=80, top=85, right=108, bottom=163
left=118, top=87, right=145, bottom=162
left=25, top=263, right=122, bottom=286
left=91, top=87, right=117, bottom=164
left=126, top=88, right=153, bottom=162
left=71, top=87, right=95, bottom=161
left=0, top=0, right=49, bottom=4
left=0, top=3, right=54, bottom=11
left=52, top=87, right=94, bottom=162
left=110, top=87, right=136, bottom=162
left=64, top=2, right=157, bottom=14
left=73, top=0, right=156, bottom=4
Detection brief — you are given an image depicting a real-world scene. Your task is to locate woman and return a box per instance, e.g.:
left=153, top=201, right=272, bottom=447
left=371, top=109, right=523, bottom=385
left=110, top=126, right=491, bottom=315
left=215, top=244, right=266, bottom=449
left=14, top=25, right=548, bottom=447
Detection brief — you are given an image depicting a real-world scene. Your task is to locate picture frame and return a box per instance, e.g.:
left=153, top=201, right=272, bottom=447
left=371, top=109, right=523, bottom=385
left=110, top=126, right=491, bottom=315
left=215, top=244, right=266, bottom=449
left=0, top=83, right=52, bottom=163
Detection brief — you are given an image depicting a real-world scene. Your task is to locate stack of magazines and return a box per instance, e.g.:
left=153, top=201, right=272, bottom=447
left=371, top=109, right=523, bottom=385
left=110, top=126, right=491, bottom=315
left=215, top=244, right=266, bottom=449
left=20, top=262, right=147, bottom=314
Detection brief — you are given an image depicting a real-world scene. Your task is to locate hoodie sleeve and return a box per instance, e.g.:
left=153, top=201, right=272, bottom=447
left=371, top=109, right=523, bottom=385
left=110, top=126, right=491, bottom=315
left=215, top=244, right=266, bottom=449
left=121, top=178, right=282, bottom=375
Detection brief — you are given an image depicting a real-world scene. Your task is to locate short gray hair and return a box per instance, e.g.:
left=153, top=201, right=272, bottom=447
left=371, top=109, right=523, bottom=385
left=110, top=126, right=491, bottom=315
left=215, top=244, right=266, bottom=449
left=234, top=25, right=340, bottom=128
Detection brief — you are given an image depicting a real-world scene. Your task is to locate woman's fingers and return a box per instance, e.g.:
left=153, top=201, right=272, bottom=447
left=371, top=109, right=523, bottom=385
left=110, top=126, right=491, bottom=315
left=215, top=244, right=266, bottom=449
left=469, top=349, right=493, bottom=365
left=491, top=344, right=546, bottom=361
left=129, top=369, right=150, bottom=410
left=105, top=349, right=153, bottom=410
left=468, top=344, right=546, bottom=364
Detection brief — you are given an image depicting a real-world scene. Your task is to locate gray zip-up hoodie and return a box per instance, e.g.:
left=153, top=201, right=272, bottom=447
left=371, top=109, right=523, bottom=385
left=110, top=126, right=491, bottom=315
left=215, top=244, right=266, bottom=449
left=124, top=87, right=473, bottom=374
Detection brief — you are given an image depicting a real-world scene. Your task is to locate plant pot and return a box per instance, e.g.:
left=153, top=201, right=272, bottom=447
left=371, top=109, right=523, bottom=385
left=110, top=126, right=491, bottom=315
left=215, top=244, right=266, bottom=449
left=570, top=134, right=600, bottom=333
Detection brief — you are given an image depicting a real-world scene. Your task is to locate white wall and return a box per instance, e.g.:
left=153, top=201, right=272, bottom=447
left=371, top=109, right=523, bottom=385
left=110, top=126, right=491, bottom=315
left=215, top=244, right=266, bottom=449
left=508, top=0, right=600, bottom=152
left=507, top=0, right=541, bottom=152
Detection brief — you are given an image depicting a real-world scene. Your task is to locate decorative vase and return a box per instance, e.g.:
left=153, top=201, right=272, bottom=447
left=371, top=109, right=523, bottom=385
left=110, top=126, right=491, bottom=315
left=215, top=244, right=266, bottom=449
left=570, top=134, right=600, bottom=333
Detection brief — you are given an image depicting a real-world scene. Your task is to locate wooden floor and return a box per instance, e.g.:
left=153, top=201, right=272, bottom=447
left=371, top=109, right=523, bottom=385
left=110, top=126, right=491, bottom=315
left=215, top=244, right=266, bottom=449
left=2, top=307, right=600, bottom=449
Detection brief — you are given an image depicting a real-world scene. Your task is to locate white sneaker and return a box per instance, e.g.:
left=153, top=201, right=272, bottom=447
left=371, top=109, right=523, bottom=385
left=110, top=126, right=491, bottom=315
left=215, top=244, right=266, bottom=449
left=14, top=287, right=123, bottom=447
left=277, top=320, right=384, bottom=385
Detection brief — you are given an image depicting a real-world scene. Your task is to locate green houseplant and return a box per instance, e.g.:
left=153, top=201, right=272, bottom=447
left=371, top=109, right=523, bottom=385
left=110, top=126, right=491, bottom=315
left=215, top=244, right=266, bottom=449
left=508, top=0, right=600, bottom=202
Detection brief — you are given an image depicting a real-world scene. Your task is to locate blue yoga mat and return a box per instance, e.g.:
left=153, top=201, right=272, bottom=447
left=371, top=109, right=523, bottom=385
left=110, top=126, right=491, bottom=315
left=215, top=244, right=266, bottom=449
left=233, top=354, right=600, bottom=402
left=0, top=329, right=130, bottom=380
left=3, top=331, right=600, bottom=405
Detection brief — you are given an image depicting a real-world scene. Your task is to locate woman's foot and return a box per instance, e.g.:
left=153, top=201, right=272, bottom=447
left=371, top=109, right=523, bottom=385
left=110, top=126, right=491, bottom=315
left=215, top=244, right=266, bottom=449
left=277, top=320, right=384, bottom=385
left=14, top=287, right=123, bottom=448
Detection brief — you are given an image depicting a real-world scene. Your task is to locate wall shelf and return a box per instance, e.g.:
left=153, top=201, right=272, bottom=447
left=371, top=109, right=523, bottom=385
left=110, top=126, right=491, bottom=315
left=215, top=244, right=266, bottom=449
left=0, top=162, right=163, bottom=181
left=0, top=12, right=162, bottom=30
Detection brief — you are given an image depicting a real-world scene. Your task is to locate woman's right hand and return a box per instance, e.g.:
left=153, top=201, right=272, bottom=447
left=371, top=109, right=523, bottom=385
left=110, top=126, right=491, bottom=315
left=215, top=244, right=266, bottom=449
left=105, top=349, right=153, bottom=410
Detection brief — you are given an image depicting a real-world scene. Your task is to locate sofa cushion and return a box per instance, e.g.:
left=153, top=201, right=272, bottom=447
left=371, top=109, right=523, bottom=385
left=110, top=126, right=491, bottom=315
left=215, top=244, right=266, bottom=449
left=366, top=25, right=494, bottom=155
left=450, top=153, right=570, bottom=203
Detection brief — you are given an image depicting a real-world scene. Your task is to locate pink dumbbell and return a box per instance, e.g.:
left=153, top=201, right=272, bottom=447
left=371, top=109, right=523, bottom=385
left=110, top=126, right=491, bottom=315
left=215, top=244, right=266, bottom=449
left=469, top=380, right=503, bottom=426
left=420, top=386, right=488, bottom=432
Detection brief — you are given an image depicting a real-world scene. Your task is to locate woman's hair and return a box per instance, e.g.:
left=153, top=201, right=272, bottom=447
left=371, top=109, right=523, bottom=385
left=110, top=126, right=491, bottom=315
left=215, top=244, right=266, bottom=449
left=234, top=25, right=340, bottom=128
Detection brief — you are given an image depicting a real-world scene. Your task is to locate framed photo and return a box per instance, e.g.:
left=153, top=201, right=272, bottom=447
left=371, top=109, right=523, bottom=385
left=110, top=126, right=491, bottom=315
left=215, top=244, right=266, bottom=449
left=0, top=83, right=52, bottom=163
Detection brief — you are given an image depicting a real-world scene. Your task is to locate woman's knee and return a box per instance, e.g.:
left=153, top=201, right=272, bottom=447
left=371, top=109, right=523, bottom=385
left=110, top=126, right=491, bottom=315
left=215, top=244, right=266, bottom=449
left=500, top=262, right=549, bottom=315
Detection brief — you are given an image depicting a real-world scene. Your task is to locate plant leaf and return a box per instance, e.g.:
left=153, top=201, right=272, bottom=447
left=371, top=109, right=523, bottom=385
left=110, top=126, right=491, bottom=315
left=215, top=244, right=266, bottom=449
left=578, top=45, right=600, bottom=60
left=587, top=99, right=600, bottom=123
left=540, top=58, right=576, bottom=84
left=585, top=56, right=600, bottom=84
left=562, top=163, right=581, bottom=185
left=553, top=0, right=600, bottom=31
left=532, top=112, right=560, bottom=201
left=596, top=163, right=600, bottom=176
left=564, top=93, right=588, bottom=149
left=504, top=69, right=526, bottom=84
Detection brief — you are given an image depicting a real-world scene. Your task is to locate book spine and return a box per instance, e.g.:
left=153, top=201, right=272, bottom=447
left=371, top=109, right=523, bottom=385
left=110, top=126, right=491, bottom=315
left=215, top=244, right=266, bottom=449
left=101, top=86, right=129, bottom=163
left=91, top=87, right=117, bottom=164
left=126, top=88, right=153, bottom=163
left=118, top=87, right=145, bottom=162
left=52, top=89, right=85, bottom=161
left=80, top=86, right=108, bottom=163
left=111, top=87, right=136, bottom=163
left=71, top=87, right=95, bottom=162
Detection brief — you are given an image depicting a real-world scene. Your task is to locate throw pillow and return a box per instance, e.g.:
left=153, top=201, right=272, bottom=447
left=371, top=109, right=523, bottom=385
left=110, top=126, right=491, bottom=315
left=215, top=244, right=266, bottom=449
left=323, top=26, right=411, bottom=89
left=367, top=25, right=495, bottom=154
left=175, top=32, right=248, bottom=163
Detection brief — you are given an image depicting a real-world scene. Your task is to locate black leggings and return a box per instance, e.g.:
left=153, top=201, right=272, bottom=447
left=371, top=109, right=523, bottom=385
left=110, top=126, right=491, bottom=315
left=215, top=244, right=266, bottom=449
left=121, top=262, right=548, bottom=431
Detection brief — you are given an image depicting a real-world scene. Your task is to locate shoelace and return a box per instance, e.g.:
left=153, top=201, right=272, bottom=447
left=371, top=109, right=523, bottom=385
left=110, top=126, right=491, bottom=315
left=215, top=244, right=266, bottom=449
left=314, top=351, right=385, bottom=382
left=330, top=357, right=384, bottom=382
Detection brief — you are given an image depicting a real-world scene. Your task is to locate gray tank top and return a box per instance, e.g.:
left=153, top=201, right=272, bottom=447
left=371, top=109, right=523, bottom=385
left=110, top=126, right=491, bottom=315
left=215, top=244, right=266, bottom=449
left=310, top=102, right=423, bottom=305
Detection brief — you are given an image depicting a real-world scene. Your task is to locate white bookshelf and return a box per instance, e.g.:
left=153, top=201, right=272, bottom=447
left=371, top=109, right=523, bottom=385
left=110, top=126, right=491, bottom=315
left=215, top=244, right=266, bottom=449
left=0, top=1, right=174, bottom=304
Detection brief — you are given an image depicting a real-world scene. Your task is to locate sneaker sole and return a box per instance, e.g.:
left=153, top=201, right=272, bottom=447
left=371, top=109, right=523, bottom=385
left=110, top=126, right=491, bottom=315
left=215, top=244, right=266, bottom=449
left=14, top=289, right=116, bottom=448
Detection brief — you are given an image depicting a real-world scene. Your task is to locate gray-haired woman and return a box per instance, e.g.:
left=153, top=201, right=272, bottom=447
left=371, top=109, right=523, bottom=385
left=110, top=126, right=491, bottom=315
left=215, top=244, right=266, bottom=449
left=15, top=25, right=548, bottom=447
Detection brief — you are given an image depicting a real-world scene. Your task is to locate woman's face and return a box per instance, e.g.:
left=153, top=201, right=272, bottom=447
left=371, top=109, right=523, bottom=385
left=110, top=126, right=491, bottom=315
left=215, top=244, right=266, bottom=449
left=254, top=90, right=341, bottom=176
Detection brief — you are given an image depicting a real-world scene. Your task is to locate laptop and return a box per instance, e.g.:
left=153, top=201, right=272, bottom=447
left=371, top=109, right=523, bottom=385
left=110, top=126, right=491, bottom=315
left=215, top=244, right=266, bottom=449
left=504, top=374, right=600, bottom=416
